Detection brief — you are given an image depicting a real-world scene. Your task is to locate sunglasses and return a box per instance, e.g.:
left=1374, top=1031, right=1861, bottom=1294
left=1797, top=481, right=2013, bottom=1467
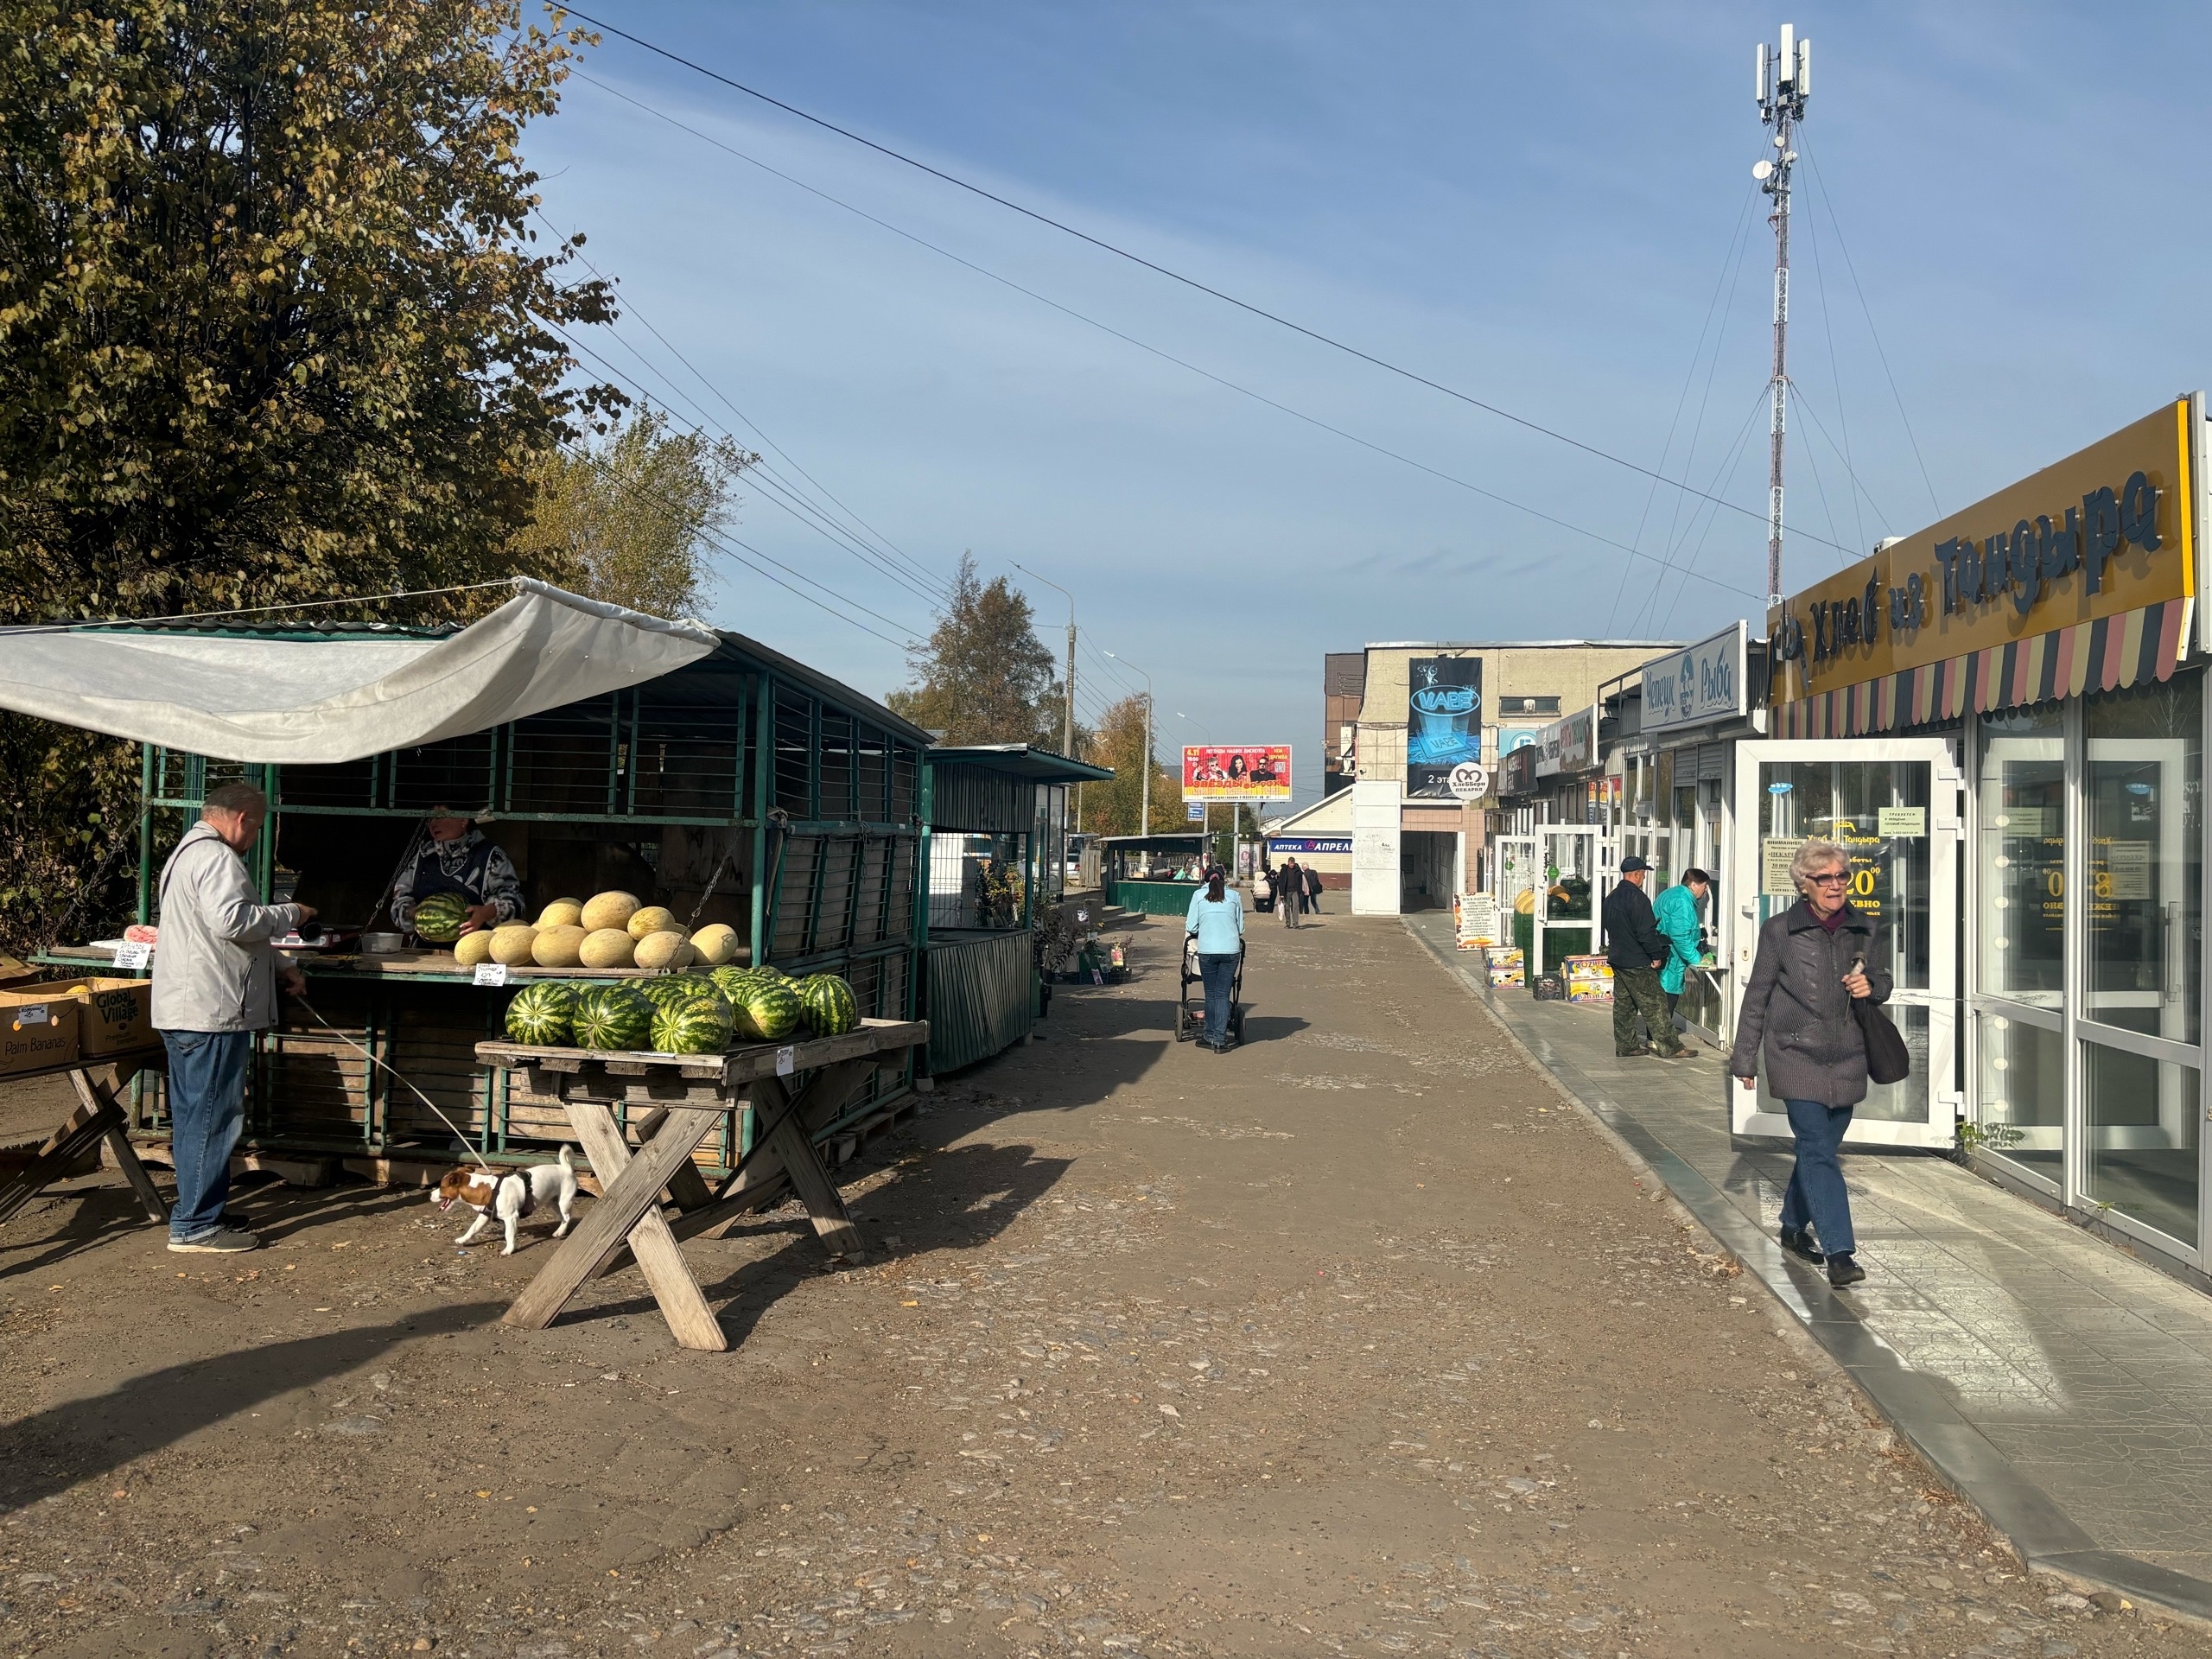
left=1808, top=872, right=1850, bottom=886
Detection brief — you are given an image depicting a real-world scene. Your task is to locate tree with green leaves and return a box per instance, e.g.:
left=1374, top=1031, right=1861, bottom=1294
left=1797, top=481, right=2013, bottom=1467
left=509, top=408, right=751, bottom=620
left=0, top=0, right=620, bottom=951
left=888, top=554, right=1066, bottom=746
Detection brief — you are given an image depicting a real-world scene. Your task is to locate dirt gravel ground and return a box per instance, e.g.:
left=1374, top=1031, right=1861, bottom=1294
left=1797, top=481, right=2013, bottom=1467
left=0, top=913, right=2201, bottom=1658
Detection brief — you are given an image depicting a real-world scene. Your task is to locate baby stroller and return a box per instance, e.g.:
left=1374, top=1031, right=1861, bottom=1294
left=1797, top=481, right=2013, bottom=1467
left=1175, top=936, right=1246, bottom=1046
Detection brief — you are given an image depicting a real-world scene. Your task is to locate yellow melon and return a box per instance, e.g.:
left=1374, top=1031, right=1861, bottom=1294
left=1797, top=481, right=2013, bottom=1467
left=488, top=923, right=538, bottom=966
left=626, top=905, right=677, bottom=940
left=632, top=930, right=693, bottom=971
left=579, top=927, right=636, bottom=969
left=690, top=923, right=741, bottom=965
left=537, top=898, right=583, bottom=930
left=453, top=930, right=495, bottom=967
left=580, top=891, right=640, bottom=933
left=531, top=924, right=588, bottom=968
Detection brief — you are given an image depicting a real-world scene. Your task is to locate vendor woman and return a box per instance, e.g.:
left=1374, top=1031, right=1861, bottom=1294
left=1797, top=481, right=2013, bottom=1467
left=390, top=806, right=524, bottom=936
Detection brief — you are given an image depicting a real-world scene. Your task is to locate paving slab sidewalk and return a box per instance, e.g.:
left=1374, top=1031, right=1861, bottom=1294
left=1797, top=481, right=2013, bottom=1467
left=1404, top=908, right=2212, bottom=1620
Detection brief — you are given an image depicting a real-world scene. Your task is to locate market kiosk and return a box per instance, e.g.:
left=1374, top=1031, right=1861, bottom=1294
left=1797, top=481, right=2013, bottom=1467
left=1096, top=833, right=1209, bottom=916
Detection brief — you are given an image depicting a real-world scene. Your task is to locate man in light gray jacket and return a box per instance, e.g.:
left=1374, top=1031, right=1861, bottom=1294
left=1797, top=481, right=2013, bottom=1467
left=151, top=781, right=314, bottom=1253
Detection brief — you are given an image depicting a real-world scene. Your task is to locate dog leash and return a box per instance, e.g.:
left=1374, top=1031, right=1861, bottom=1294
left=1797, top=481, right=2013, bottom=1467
left=294, top=995, right=496, bottom=1173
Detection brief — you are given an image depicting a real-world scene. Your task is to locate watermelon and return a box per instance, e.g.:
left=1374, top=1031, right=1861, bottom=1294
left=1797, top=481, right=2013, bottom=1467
left=505, top=980, right=576, bottom=1046
left=752, top=963, right=790, bottom=983
left=652, top=995, right=734, bottom=1055
left=732, top=976, right=804, bottom=1042
left=412, top=892, right=471, bottom=944
left=636, top=976, right=698, bottom=1012
left=708, top=965, right=758, bottom=1003
left=798, top=973, right=861, bottom=1037
left=571, top=983, right=653, bottom=1052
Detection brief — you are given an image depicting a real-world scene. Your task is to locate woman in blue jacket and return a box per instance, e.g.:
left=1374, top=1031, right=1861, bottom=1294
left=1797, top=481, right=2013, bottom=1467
left=1185, top=868, right=1245, bottom=1052
left=1653, top=868, right=1711, bottom=1024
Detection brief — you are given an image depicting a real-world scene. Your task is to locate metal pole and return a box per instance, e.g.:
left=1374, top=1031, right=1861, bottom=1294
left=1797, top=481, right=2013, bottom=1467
left=1105, top=650, right=1153, bottom=840
left=1756, top=23, right=1808, bottom=610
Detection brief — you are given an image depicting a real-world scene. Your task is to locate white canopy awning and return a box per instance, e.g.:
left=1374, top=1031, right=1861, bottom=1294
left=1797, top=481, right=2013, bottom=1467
left=0, top=581, right=720, bottom=765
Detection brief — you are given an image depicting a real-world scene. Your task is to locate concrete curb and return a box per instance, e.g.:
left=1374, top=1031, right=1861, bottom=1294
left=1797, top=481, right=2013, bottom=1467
left=1401, top=917, right=2212, bottom=1629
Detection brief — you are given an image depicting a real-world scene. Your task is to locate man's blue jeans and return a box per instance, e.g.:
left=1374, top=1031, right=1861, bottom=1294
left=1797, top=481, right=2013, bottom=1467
left=1778, top=1096, right=1856, bottom=1255
left=162, top=1029, right=252, bottom=1243
left=1198, top=953, right=1238, bottom=1045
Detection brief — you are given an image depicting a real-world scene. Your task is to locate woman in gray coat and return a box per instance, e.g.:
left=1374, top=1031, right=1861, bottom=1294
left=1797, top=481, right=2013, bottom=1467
left=1726, top=837, right=1891, bottom=1288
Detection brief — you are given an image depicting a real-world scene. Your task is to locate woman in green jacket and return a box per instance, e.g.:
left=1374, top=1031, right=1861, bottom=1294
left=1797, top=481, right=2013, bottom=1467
left=1653, top=869, right=1711, bottom=1022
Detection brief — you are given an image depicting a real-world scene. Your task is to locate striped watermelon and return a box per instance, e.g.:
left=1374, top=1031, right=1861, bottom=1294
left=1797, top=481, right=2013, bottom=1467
left=733, top=977, right=804, bottom=1042
left=572, top=983, right=653, bottom=1052
left=505, top=981, right=576, bottom=1046
left=652, top=995, right=734, bottom=1055
left=798, top=973, right=861, bottom=1037
left=412, top=892, right=470, bottom=944
left=637, top=976, right=702, bottom=1012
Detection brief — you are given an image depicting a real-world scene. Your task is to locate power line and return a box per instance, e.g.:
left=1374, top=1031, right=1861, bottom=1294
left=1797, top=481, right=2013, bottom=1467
left=570, top=71, right=1774, bottom=599
left=564, top=13, right=1858, bottom=554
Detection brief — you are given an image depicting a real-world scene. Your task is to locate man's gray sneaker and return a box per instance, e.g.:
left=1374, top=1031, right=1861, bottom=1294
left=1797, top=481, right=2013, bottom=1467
left=168, top=1226, right=259, bottom=1255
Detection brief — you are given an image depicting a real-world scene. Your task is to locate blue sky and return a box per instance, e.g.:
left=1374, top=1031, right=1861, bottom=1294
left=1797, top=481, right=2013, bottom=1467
left=529, top=2, right=2211, bottom=804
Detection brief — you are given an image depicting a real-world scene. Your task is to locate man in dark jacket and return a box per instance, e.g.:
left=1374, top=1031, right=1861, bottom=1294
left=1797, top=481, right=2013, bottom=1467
left=1602, top=855, right=1691, bottom=1059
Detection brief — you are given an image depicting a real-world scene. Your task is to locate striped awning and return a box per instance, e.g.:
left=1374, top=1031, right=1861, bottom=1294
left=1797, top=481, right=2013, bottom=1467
left=1773, top=597, right=2194, bottom=739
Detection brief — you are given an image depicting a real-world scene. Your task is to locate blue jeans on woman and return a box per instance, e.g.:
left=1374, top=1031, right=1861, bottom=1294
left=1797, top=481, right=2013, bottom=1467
left=1779, top=1096, right=1856, bottom=1255
left=1198, top=953, right=1238, bottom=1045
left=162, top=1029, right=253, bottom=1243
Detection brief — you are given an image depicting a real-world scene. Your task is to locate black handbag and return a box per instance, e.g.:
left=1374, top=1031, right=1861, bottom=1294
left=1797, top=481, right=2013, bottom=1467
left=1854, top=997, right=1911, bottom=1085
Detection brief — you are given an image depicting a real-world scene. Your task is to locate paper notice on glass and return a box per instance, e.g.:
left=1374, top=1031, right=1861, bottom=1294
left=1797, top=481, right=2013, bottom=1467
left=1877, top=806, right=1926, bottom=838
left=2105, top=841, right=2152, bottom=900
left=1761, top=837, right=1807, bottom=896
left=1459, top=893, right=1501, bottom=948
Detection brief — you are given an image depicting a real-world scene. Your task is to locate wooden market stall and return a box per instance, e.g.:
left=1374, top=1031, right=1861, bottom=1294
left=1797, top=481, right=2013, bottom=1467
left=918, top=745, right=1111, bottom=1075
left=35, top=605, right=932, bottom=1183
left=1096, top=832, right=1210, bottom=916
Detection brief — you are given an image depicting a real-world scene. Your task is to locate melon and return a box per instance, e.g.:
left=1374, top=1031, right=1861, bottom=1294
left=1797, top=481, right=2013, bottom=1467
left=537, top=898, right=584, bottom=929
left=798, top=973, right=861, bottom=1037
left=632, top=929, right=693, bottom=971
left=580, top=890, right=640, bottom=933
left=505, top=981, right=576, bottom=1046
left=690, top=923, right=741, bottom=965
left=571, top=983, right=653, bottom=1052
left=626, top=905, right=677, bottom=940
left=579, top=928, right=636, bottom=969
left=411, top=892, right=470, bottom=944
left=488, top=923, right=538, bottom=965
left=733, top=976, right=804, bottom=1042
left=652, top=995, right=734, bottom=1056
left=453, top=930, right=495, bottom=968
left=531, top=924, right=588, bottom=968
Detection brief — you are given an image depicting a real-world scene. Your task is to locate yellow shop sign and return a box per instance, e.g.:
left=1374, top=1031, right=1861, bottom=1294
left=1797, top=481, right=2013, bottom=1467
left=1769, top=399, right=2196, bottom=702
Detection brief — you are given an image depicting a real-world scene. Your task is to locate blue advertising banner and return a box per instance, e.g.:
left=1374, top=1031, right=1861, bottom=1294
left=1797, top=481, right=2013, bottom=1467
left=1268, top=836, right=1352, bottom=855
left=1406, top=656, right=1481, bottom=789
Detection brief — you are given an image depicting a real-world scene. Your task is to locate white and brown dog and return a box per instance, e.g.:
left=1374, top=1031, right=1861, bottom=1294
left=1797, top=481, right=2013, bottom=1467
left=433, top=1147, right=580, bottom=1255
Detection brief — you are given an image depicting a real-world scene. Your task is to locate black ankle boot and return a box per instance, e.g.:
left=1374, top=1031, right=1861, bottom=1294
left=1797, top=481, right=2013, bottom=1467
left=1778, top=1226, right=1825, bottom=1266
left=1826, top=1250, right=1866, bottom=1287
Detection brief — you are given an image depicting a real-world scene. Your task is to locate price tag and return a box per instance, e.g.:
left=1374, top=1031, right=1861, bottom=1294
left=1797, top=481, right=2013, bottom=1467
left=775, top=1045, right=797, bottom=1077
left=15, top=1004, right=48, bottom=1025
left=112, top=941, right=152, bottom=971
left=472, top=962, right=510, bottom=987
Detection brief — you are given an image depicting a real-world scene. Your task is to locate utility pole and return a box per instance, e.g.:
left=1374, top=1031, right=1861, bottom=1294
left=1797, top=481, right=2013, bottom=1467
left=1012, top=562, right=1080, bottom=830
left=1755, top=22, right=1808, bottom=609
left=1107, top=651, right=1153, bottom=838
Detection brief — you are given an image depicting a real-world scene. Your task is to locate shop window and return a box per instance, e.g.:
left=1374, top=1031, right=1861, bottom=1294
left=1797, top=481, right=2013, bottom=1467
left=2084, top=671, right=2202, bottom=1046
left=1976, top=702, right=2063, bottom=1008
left=2084, top=1040, right=2199, bottom=1247
left=1974, top=1010, right=2063, bottom=1187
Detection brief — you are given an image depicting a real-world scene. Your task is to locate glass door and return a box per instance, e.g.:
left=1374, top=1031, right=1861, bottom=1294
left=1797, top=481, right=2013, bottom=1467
left=1727, top=738, right=1962, bottom=1148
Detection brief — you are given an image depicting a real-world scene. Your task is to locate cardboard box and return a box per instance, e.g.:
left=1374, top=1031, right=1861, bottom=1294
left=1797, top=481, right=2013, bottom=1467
left=25, top=977, right=154, bottom=1058
left=0, top=988, right=79, bottom=1077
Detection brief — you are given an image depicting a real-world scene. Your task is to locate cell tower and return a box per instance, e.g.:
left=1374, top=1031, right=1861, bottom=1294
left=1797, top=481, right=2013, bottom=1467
left=1755, top=23, right=1809, bottom=608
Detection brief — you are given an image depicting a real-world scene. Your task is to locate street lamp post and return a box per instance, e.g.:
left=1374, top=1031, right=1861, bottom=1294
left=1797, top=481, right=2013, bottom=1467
left=1104, top=651, right=1152, bottom=838
left=1012, top=562, right=1080, bottom=833
left=1177, top=711, right=1211, bottom=862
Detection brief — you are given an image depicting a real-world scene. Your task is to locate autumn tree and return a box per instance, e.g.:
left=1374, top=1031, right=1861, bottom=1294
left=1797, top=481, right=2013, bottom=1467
left=509, top=408, right=751, bottom=619
left=1077, top=694, right=1183, bottom=837
left=888, top=554, right=1066, bottom=745
left=0, top=0, right=619, bottom=951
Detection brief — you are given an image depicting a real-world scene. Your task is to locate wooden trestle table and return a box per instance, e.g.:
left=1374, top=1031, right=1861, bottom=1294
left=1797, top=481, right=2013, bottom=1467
left=474, top=1017, right=928, bottom=1351
left=0, top=1048, right=171, bottom=1230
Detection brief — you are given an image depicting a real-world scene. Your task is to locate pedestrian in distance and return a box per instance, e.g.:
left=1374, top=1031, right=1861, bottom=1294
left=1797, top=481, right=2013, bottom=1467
left=1727, top=838, right=1890, bottom=1289
left=1253, top=864, right=1274, bottom=914
left=1277, top=856, right=1302, bottom=928
left=1655, top=868, right=1713, bottom=1026
left=1185, top=866, right=1245, bottom=1052
left=1302, top=862, right=1324, bottom=915
left=150, top=781, right=314, bottom=1254
left=1601, top=855, right=1691, bottom=1061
